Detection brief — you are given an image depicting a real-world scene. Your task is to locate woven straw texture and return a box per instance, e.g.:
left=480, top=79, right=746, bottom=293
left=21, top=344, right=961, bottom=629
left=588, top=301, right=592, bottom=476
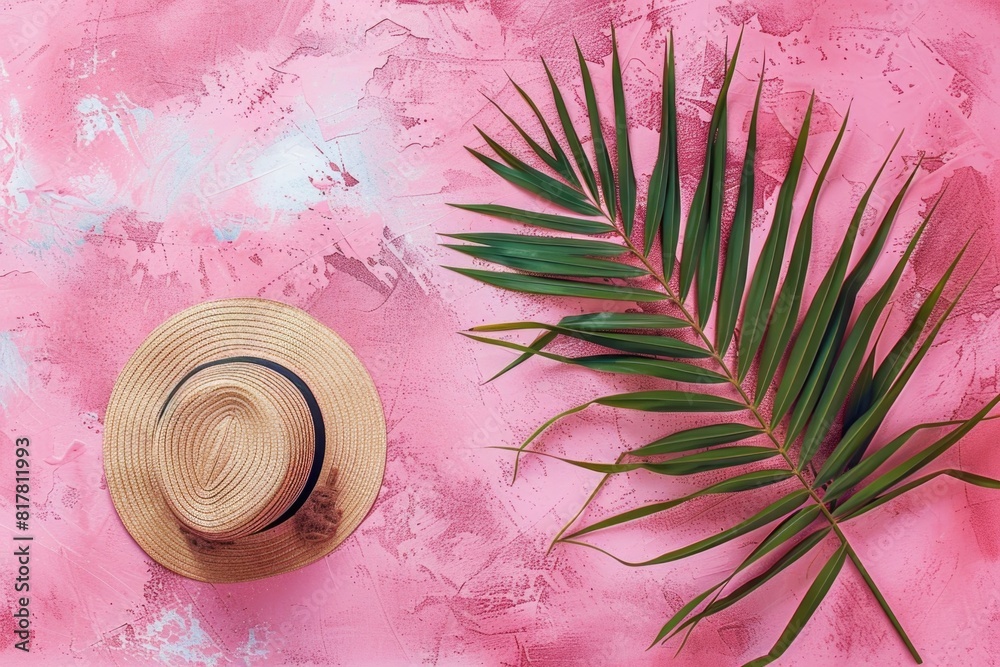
left=104, top=298, right=386, bottom=582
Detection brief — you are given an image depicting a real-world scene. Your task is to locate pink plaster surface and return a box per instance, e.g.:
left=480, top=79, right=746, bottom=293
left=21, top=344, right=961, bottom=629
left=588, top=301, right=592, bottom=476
left=2, top=1, right=1000, bottom=665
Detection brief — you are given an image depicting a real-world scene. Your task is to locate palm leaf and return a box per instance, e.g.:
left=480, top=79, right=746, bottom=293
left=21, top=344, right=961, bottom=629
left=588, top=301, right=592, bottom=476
left=445, top=23, right=997, bottom=665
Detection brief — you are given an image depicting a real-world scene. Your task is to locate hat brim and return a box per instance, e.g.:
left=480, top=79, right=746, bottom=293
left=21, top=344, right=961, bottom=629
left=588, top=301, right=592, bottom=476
left=103, top=298, right=386, bottom=583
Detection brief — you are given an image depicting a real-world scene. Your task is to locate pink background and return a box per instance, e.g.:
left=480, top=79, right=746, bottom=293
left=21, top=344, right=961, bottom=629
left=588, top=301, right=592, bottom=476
left=3, top=0, right=1000, bottom=664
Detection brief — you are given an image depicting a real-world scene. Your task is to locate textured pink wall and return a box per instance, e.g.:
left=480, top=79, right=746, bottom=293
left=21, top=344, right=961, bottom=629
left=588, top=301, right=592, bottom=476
left=2, top=0, right=1000, bottom=665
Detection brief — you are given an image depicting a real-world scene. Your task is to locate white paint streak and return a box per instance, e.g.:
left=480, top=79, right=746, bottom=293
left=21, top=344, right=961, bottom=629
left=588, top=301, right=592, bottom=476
left=0, top=331, right=28, bottom=407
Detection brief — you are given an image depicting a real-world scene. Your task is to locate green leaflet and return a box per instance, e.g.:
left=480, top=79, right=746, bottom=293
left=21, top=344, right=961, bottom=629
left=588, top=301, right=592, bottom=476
left=493, top=445, right=778, bottom=477
left=668, top=527, right=829, bottom=645
left=845, top=469, right=1000, bottom=521
left=841, top=311, right=886, bottom=436
left=509, top=389, right=747, bottom=480
left=639, top=446, right=779, bottom=474
left=594, top=390, right=746, bottom=412
left=754, top=109, right=850, bottom=403
left=549, top=451, right=626, bottom=552
left=870, top=234, right=970, bottom=398
left=576, top=39, right=616, bottom=215
left=611, top=26, right=636, bottom=235
left=646, top=30, right=677, bottom=259
left=651, top=587, right=722, bottom=650
left=445, top=267, right=666, bottom=302
left=844, top=545, right=922, bottom=663
left=460, top=333, right=726, bottom=384
left=442, top=242, right=648, bottom=278
left=562, top=469, right=793, bottom=540
left=471, top=320, right=709, bottom=358
left=793, top=163, right=920, bottom=439
left=770, top=135, right=904, bottom=426
left=483, top=94, right=568, bottom=180
left=475, top=123, right=555, bottom=187
left=830, top=157, right=922, bottom=345
left=630, top=423, right=764, bottom=456
left=564, top=489, right=809, bottom=567
left=440, top=233, right=627, bottom=257
left=794, top=194, right=933, bottom=464
left=571, top=355, right=726, bottom=384
left=656, top=507, right=827, bottom=647
left=797, top=291, right=891, bottom=468
left=485, top=330, right=557, bottom=383
left=696, top=107, right=727, bottom=325
left=824, top=416, right=1000, bottom=502
left=778, top=141, right=911, bottom=438
left=716, top=62, right=764, bottom=357
left=469, top=322, right=705, bottom=357
left=679, top=31, right=742, bottom=299
left=504, top=73, right=582, bottom=187
left=814, top=243, right=972, bottom=484
left=466, top=146, right=603, bottom=216
left=739, top=505, right=824, bottom=569
left=660, top=31, right=681, bottom=269
left=542, top=57, right=601, bottom=204
left=834, top=391, right=1000, bottom=519
left=447, top=203, right=614, bottom=235
left=745, top=544, right=848, bottom=666
left=558, top=311, right=689, bottom=330
left=736, top=93, right=814, bottom=382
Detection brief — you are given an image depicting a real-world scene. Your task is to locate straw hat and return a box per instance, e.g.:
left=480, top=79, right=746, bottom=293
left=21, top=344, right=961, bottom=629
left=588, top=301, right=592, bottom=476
left=103, top=298, right=386, bottom=583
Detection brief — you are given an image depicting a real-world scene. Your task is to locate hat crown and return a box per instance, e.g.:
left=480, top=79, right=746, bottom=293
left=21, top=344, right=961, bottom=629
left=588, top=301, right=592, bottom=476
left=154, top=362, right=316, bottom=542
